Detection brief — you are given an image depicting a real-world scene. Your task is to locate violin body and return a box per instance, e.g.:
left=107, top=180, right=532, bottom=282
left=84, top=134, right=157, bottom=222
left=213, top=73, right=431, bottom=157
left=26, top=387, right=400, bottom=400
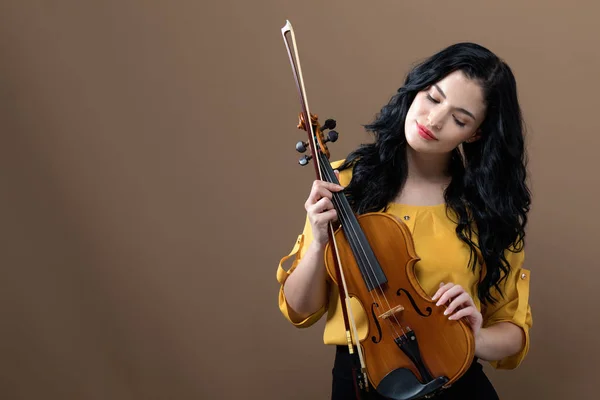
left=325, top=212, right=475, bottom=398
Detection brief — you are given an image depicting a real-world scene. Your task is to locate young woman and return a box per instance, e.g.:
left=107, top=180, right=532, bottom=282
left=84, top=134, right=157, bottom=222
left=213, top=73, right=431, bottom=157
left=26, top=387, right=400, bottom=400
left=276, top=42, right=532, bottom=399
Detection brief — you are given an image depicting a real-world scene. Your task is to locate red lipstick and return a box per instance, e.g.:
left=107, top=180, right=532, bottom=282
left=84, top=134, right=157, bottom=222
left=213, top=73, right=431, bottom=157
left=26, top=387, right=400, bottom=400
left=416, top=122, right=437, bottom=141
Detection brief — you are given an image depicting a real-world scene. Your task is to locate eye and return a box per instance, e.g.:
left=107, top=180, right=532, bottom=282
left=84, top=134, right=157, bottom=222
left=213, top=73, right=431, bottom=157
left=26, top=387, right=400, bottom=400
left=453, top=116, right=466, bottom=127
left=426, top=94, right=440, bottom=104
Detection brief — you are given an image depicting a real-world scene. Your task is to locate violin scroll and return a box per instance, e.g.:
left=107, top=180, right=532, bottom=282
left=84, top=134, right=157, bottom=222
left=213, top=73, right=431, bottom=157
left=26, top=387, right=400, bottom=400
left=295, top=112, right=340, bottom=166
left=295, top=119, right=338, bottom=153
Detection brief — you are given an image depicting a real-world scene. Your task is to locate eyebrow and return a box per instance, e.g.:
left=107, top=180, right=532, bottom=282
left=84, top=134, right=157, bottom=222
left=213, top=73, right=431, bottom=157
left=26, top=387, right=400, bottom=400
left=433, top=84, right=476, bottom=120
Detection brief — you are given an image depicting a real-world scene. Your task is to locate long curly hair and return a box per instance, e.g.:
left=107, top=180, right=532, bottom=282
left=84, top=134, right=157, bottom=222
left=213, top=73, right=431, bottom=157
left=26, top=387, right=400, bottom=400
left=337, top=42, right=531, bottom=305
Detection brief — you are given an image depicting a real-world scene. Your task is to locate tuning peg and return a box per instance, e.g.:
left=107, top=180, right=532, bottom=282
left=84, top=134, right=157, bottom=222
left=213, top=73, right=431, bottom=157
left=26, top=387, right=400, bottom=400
left=325, top=130, right=338, bottom=143
left=296, top=141, right=308, bottom=153
left=299, top=155, right=312, bottom=166
left=320, top=119, right=336, bottom=131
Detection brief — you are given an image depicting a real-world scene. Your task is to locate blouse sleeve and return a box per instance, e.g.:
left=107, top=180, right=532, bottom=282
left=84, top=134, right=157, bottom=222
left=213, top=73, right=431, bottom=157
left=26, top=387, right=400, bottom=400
left=275, top=159, right=349, bottom=328
left=276, top=215, right=329, bottom=328
left=481, top=247, right=533, bottom=370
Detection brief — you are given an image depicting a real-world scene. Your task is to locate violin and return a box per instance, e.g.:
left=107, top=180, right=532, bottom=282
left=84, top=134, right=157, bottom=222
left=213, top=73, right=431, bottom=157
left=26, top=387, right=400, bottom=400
left=280, top=21, right=475, bottom=400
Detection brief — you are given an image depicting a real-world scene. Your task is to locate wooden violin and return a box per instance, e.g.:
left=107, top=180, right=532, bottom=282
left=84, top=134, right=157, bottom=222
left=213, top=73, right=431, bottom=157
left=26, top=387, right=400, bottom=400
left=280, top=21, right=475, bottom=400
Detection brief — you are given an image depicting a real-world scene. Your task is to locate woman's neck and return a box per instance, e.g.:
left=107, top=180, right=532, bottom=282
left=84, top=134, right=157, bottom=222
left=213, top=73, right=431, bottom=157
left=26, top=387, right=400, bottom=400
left=393, top=147, right=452, bottom=206
left=405, top=147, right=452, bottom=184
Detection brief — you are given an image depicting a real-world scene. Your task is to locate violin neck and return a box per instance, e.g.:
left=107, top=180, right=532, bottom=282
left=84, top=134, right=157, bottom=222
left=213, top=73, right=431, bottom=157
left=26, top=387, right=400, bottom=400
left=317, top=151, right=388, bottom=291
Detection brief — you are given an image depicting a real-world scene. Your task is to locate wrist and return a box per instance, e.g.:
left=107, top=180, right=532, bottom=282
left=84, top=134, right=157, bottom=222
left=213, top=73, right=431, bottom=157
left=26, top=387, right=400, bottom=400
left=309, top=238, right=328, bottom=252
left=474, top=327, right=487, bottom=360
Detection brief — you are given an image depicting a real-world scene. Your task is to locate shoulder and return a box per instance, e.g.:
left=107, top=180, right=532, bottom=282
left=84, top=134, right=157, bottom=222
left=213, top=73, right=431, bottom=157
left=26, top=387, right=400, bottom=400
left=330, top=159, right=353, bottom=187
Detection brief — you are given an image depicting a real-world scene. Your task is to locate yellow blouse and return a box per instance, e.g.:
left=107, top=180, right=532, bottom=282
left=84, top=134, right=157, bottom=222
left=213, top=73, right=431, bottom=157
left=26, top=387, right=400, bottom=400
left=276, top=160, right=532, bottom=370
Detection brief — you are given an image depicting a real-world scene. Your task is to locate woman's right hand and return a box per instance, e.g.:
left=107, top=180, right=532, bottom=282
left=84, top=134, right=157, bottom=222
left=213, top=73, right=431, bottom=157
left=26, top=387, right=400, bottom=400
left=304, top=171, right=345, bottom=246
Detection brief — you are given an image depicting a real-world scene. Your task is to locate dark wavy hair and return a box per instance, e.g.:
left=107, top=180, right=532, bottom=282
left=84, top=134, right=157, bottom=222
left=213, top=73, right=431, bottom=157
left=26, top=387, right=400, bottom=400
left=337, top=42, right=531, bottom=305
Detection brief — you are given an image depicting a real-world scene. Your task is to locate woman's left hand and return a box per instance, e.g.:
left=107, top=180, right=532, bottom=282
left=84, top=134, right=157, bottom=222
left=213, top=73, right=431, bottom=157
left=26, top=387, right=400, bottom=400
left=432, top=282, right=483, bottom=338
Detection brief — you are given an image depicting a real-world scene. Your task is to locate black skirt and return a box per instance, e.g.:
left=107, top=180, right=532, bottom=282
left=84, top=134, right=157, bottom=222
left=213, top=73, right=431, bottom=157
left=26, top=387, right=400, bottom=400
left=332, top=345, right=499, bottom=400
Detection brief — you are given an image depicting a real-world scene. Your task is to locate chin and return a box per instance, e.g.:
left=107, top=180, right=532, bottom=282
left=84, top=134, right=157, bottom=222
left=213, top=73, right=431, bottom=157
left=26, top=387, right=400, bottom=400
left=406, top=139, right=430, bottom=154
left=405, top=129, right=429, bottom=153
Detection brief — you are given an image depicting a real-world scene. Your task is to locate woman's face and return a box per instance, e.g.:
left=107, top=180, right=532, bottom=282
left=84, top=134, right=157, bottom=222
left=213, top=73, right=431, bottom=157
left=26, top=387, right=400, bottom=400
left=404, top=70, right=487, bottom=154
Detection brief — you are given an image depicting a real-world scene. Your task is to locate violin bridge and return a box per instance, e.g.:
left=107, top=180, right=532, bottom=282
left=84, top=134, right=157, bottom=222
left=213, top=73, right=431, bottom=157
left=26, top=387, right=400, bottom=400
left=378, top=305, right=404, bottom=320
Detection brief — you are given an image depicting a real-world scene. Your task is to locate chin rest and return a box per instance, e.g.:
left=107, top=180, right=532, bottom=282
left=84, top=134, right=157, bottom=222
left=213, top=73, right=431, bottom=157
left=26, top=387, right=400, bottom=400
left=376, top=368, right=449, bottom=400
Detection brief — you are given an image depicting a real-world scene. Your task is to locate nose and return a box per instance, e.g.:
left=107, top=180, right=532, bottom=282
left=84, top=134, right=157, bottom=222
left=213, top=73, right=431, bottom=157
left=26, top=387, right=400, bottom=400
left=427, top=109, right=443, bottom=130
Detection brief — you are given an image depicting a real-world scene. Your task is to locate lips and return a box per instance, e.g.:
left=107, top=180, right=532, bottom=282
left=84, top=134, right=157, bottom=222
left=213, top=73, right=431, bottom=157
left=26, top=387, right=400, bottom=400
left=416, top=122, right=437, bottom=141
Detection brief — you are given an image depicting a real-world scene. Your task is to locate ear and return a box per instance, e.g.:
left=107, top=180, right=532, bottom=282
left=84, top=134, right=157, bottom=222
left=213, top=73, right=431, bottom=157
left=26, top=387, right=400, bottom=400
left=465, top=129, right=482, bottom=143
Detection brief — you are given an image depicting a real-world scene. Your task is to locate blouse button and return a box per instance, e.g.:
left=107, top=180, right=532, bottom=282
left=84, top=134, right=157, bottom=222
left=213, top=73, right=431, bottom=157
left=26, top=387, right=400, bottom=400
left=403, top=215, right=410, bottom=220
left=520, top=273, right=527, bottom=279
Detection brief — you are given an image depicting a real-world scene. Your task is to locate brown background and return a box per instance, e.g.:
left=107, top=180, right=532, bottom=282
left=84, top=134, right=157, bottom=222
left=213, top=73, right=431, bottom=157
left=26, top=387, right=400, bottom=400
left=1, top=1, right=598, bottom=399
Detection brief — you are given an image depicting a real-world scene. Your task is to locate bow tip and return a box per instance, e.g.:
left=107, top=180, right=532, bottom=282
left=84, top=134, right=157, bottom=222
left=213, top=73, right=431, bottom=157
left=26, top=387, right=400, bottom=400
left=282, top=19, right=292, bottom=32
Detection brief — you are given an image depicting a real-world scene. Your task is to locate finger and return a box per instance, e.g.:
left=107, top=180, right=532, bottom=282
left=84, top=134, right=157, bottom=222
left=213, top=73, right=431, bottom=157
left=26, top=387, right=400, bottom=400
left=314, top=209, right=338, bottom=225
left=306, top=181, right=344, bottom=206
left=316, top=179, right=345, bottom=193
left=431, top=281, right=445, bottom=301
left=436, top=284, right=463, bottom=306
left=306, top=186, right=332, bottom=209
left=308, top=197, right=334, bottom=215
left=431, top=282, right=453, bottom=301
left=444, top=292, right=472, bottom=315
left=334, top=170, right=341, bottom=182
left=448, top=306, right=477, bottom=321
left=435, top=284, right=465, bottom=306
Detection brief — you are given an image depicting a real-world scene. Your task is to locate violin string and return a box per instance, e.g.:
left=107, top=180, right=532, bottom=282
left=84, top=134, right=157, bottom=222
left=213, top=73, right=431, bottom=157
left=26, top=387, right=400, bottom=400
left=327, top=223, right=368, bottom=370
left=320, top=158, right=408, bottom=339
left=319, top=160, right=388, bottom=306
left=321, top=163, right=406, bottom=340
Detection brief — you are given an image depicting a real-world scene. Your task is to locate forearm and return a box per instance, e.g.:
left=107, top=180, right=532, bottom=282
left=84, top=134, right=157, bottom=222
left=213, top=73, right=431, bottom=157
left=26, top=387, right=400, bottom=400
left=475, top=321, right=525, bottom=361
left=282, top=241, right=328, bottom=319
